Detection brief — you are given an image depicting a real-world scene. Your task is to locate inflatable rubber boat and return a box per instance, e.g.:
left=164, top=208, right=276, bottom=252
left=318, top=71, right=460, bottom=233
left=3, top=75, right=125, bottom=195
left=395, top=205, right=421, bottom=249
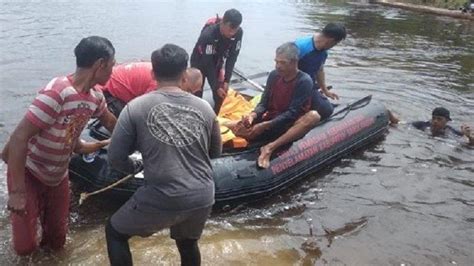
left=69, top=93, right=389, bottom=205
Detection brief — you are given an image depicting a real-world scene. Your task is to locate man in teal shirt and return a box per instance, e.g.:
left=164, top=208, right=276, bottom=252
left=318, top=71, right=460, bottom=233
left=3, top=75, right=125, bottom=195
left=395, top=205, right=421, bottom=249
left=295, top=23, right=346, bottom=120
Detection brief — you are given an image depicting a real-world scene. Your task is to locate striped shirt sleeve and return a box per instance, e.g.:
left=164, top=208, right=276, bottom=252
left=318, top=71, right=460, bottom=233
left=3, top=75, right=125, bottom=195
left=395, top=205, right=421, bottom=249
left=91, top=89, right=107, bottom=118
left=26, top=89, right=63, bottom=130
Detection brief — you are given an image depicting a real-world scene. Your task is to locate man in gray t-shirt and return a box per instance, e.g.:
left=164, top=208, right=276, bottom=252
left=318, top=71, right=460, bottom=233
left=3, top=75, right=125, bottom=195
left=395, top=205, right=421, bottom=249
left=105, top=44, right=222, bottom=266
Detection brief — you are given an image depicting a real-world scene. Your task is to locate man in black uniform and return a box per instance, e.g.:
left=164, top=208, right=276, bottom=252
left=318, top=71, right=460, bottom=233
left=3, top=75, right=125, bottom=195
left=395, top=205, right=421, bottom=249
left=191, top=8, right=243, bottom=113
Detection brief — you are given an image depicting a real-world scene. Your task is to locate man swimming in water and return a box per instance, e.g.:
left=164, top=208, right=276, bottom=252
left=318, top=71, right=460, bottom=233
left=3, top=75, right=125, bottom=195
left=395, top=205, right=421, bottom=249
left=412, top=107, right=473, bottom=145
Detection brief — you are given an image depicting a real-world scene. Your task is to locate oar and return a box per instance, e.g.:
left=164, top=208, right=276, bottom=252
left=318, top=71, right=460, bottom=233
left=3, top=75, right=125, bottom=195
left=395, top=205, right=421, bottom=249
left=230, top=71, right=269, bottom=84
left=232, top=68, right=265, bottom=91
left=78, top=173, right=136, bottom=205
left=233, top=68, right=333, bottom=94
left=327, top=95, right=372, bottom=121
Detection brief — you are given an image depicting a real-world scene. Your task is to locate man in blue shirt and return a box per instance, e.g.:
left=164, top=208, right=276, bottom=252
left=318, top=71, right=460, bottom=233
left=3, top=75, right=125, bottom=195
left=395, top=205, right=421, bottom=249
left=295, top=23, right=346, bottom=120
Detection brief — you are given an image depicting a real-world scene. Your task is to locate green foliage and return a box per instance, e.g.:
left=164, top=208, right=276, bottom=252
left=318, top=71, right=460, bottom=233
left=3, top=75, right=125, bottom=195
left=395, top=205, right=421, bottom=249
left=402, top=0, right=467, bottom=10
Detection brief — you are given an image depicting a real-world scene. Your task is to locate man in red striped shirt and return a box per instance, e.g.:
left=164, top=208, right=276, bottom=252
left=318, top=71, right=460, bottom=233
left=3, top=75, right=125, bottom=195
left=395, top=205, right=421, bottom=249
left=1, top=36, right=117, bottom=255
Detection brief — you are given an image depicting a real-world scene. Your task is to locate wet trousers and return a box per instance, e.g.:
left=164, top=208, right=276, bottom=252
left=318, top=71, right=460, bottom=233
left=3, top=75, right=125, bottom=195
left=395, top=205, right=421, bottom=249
left=105, top=219, right=201, bottom=266
left=7, top=169, right=69, bottom=255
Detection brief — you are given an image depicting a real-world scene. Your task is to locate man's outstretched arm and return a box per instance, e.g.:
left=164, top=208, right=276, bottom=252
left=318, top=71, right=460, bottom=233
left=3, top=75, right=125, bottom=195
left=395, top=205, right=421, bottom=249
left=108, top=107, right=137, bottom=174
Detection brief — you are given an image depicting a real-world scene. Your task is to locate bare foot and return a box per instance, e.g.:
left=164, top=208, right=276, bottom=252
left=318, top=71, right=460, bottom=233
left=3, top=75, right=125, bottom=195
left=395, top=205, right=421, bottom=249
left=388, top=110, right=399, bottom=125
left=258, top=144, right=274, bottom=168
left=390, top=117, right=399, bottom=125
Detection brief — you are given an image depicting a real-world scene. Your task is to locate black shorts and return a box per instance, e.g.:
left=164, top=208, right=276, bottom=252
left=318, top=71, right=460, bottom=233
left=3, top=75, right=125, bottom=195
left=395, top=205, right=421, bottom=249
left=311, top=90, right=334, bottom=120
left=251, top=118, right=293, bottom=143
left=111, top=196, right=212, bottom=240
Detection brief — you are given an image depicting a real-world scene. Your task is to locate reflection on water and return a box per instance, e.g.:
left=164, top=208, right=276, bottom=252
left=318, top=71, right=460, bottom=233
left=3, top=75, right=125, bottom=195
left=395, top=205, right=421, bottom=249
left=0, top=0, right=473, bottom=265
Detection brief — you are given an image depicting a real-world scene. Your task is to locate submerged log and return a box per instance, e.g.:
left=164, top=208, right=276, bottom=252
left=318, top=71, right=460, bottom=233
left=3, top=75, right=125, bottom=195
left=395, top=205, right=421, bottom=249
left=373, top=0, right=474, bottom=20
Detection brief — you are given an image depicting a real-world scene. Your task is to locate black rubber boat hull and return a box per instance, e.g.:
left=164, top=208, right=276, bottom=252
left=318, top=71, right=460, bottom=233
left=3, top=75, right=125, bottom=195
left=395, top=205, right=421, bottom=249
left=69, top=97, right=389, bottom=205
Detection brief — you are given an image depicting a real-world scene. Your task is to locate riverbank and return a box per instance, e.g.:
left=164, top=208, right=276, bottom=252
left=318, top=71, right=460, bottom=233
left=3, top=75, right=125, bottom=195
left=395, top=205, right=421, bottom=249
left=374, top=0, right=474, bottom=20
left=402, top=0, right=467, bottom=9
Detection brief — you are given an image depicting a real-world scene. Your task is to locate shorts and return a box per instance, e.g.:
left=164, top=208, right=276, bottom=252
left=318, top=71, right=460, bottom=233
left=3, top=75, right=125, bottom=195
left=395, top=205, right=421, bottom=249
left=311, top=90, right=334, bottom=120
left=110, top=196, right=212, bottom=240
left=250, top=116, right=293, bottom=143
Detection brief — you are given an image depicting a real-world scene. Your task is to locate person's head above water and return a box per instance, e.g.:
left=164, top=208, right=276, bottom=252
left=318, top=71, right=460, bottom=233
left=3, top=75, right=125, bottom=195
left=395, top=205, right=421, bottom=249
left=151, top=44, right=188, bottom=88
left=431, top=107, right=451, bottom=134
left=183, top=68, right=203, bottom=95
left=315, top=23, right=346, bottom=50
left=220, top=8, right=242, bottom=39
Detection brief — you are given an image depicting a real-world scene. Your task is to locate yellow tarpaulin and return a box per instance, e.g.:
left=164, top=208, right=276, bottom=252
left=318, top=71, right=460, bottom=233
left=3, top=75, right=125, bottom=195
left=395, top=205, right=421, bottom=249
left=217, top=88, right=260, bottom=146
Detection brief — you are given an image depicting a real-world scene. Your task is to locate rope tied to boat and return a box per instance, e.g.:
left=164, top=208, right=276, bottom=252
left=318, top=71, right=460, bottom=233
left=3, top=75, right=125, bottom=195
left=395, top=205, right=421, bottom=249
left=78, top=173, right=136, bottom=206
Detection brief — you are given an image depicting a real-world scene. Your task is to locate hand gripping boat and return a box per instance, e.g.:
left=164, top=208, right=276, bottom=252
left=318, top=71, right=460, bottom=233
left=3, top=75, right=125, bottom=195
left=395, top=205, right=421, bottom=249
left=69, top=94, right=389, bottom=205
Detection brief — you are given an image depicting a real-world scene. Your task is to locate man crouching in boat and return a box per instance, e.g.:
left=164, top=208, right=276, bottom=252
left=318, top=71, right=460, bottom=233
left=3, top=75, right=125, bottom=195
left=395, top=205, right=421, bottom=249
left=98, top=61, right=203, bottom=116
left=295, top=23, right=347, bottom=120
left=97, top=62, right=157, bottom=117
left=233, top=42, right=321, bottom=168
left=105, top=44, right=221, bottom=266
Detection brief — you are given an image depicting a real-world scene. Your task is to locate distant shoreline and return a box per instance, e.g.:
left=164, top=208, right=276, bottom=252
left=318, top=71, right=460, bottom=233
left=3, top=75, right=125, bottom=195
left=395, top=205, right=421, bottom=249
left=373, top=0, right=474, bottom=20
